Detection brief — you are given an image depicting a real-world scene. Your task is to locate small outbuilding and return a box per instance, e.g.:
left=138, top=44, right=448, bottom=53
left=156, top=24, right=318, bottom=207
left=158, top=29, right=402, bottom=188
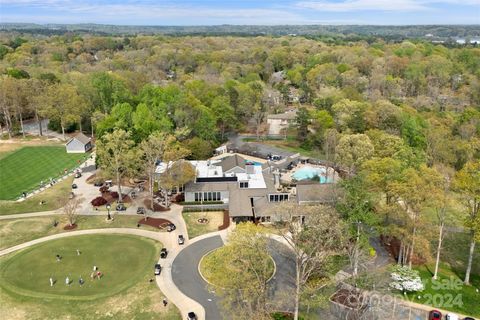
left=66, top=133, right=92, bottom=153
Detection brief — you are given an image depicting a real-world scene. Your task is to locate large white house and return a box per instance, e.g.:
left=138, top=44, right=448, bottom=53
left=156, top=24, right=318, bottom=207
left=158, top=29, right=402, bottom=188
left=156, top=153, right=338, bottom=222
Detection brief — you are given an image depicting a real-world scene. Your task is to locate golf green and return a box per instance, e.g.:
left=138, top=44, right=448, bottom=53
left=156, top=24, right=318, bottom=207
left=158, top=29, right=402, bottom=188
left=0, top=234, right=158, bottom=300
left=0, top=146, right=86, bottom=200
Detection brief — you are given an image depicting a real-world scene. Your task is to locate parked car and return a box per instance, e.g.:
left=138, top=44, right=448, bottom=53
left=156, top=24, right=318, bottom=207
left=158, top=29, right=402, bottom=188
left=446, top=314, right=459, bottom=320
left=178, top=235, right=185, bottom=245
left=154, top=263, right=161, bottom=275
left=94, top=181, right=104, bottom=187
left=69, top=192, right=75, bottom=199
left=167, top=223, right=176, bottom=232
left=71, top=183, right=78, bottom=189
left=116, top=203, right=126, bottom=211
left=105, top=180, right=113, bottom=187
left=271, top=154, right=282, bottom=161
left=187, top=312, right=197, bottom=320
left=160, top=248, right=168, bottom=258
left=74, top=172, right=82, bottom=178
left=429, top=310, right=442, bottom=320
left=136, top=207, right=146, bottom=215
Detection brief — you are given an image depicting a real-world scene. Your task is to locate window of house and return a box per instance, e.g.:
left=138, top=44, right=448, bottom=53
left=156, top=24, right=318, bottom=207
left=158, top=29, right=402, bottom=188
left=195, top=191, right=221, bottom=202
left=239, top=181, right=249, bottom=188
left=269, top=194, right=289, bottom=202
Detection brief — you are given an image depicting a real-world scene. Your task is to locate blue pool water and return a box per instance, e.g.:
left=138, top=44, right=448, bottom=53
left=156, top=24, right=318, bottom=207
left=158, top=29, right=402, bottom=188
left=292, top=166, right=332, bottom=183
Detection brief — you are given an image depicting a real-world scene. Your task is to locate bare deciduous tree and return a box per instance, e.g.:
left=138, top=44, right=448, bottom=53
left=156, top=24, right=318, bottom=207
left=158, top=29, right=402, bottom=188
left=267, top=202, right=348, bottom=320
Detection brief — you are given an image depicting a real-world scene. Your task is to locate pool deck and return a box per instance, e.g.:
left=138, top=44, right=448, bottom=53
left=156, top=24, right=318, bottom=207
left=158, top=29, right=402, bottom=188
left=281, top=163, right=339, bottom=184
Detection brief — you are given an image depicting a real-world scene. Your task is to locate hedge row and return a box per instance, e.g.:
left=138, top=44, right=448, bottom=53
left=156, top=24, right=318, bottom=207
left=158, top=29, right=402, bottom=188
left=180, top=201, right=223, bottom=205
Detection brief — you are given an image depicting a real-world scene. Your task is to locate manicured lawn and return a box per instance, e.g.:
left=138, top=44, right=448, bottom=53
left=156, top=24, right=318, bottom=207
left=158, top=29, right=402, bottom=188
left=0, top=235, right=181, bottom=320
left=0, top=146, right=87, bottom=200
left=0, top=234, right=155, bottom=299
left=182, top=211, right=224, bottom=238
left=406, top=263, right=480, bottom=317
left=0, top=176, right=73, bottom=215
left=0, top=215, right=160, bottom=250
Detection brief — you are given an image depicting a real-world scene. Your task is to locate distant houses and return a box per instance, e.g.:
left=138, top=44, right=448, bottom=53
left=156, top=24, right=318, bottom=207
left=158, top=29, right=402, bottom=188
left=267, top=109, right=297, bottom=136
left=65, top=133, right=92, bottom=153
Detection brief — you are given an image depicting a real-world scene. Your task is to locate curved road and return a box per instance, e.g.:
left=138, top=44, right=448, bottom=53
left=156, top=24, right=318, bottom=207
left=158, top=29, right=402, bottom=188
left=172, top=235, right=225, bottom=320
left=171, top=235, right=296, bottom=320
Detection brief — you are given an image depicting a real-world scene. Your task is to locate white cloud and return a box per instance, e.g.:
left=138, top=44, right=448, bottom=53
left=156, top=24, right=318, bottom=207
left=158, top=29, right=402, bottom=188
left=0, top=2, right=308, bottom=25
left=296, top=0, right=480, bottom=12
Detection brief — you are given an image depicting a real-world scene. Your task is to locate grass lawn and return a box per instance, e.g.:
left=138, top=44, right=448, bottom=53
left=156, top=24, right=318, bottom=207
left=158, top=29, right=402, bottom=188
left=0, top=176, right=73, bottom=215
left=243, top=134, right=326, bottom=159
left=0, top=215, right=160, bottom=250
left=199, top=247, right=275, bottom=287
left=0, top=146, right=87, bottom=200
left=0, top=235, right=181, bottom=320
left=182, top=211, right=224, bottom=238
left=406, top=263, right=480, bottom=317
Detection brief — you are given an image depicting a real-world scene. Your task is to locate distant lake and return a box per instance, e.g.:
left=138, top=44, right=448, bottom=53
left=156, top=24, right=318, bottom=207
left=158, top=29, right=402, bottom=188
left=456, top=38, right=480, bottom=44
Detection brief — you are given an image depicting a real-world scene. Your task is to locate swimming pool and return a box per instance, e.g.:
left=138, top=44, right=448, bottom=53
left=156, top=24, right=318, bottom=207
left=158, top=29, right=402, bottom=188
left=292, top=166, right=332, bottom=183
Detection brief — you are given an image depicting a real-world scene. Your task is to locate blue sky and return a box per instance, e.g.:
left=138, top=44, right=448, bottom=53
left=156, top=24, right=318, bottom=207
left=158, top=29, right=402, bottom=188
left=0, top=0, right=479, bottom=25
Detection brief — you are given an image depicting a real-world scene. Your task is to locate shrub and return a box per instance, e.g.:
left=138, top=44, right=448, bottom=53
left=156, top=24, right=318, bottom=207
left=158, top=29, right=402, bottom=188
left=91, top=196, right=107, bottom=206
left=389, top=265, right=424, bottom=293
left=183, top=207, right=223, bottom=213
left=99, top=186, right=109, bottom=193
left=180, top=201, right=223, bottom=205
left=110, top=191, right=119, bottom=199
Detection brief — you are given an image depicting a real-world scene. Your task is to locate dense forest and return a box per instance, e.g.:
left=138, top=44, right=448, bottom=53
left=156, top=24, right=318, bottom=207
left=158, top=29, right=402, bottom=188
left=2, top=23, right=480, bottom=39
left=0, top=28, right=479, bottom=312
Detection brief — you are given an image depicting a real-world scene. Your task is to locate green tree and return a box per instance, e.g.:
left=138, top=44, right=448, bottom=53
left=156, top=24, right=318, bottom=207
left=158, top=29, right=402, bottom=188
left=37, top=83, right=86, bottom=140
left=295, top=107, right=310, bottom=143
left=337, top=174, right=378, bottom=276
left=210, top=96, right=236, bottom=140
left=203, top=223, right=272, bottom=320
left=335, top=134, right=374, bottom=174
left=96, top=129, right=136, bottom=203
left=267, top=203, right=347, bottom=320
left=91, top=72, right=129, bottom=114
left=391, top=165, right=443, bottom=268
left=453, top=160, right=480, bottom=285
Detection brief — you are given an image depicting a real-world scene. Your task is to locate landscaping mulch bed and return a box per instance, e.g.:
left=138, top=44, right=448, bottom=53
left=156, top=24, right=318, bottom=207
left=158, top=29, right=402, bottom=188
left=103, top=192, right=131, bottom=204
left=63, top=224, right=78, bottom=230
left=171, top=193, right=184, bottom=203
left=330, top=288, right=366, bottom=309
left=86, top=173, right=98, bottom=184
left=218, top=210, right=230, bottom=231
left=143, top=199, right=170, bottom=212
left=138, top=217, right=172, bottom=229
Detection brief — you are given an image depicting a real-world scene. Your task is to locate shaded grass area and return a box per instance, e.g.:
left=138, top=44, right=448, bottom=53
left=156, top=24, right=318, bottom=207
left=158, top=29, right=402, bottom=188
left=0, top=176, right=73, bottom=215
left=259, top=139, right=325, bottom=159
left=0, top=215, right=160, bottom=250
left=0, top=235, right=181, bottom=320
left=0, top=146, right=86, bottom=200
left=182, top=211, right=224, bottom=238
left=406, top=263, right=480, bottom=317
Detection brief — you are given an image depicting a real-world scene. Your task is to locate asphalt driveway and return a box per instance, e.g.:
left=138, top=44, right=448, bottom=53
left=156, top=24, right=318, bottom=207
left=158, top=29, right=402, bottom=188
left=172, top=236, right=225, bottom=320
left=171, top=234, right=297, bottom=319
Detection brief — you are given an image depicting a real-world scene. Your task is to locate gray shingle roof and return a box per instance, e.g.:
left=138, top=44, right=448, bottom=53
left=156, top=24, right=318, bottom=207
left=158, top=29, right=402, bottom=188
left=296, top=182, right=340, bottom=204
left=67, top=132, right=91, bottom=145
